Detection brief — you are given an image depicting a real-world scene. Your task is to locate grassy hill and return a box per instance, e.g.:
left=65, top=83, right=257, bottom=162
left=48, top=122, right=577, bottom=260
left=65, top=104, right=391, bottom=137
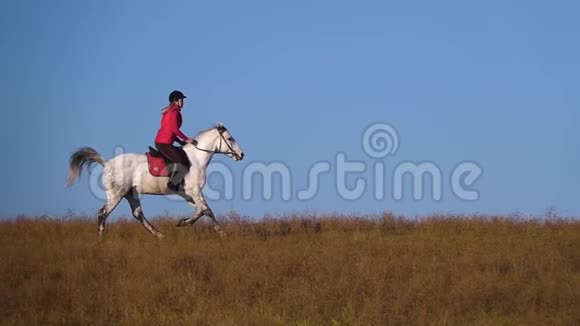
left=1, top=213, right=578, bottom=325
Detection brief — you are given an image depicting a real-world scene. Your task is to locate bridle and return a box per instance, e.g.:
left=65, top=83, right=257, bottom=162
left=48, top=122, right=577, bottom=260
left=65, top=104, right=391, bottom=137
left=192, top=126, right=241, bottom=159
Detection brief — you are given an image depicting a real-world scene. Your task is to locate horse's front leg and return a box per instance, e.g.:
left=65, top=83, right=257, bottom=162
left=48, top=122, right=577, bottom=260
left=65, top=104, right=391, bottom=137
left=177, top=188, right=225, bottom=236
left=203, top=206, right=225, bottom=237
left=176, top=190, right=201, bottom=227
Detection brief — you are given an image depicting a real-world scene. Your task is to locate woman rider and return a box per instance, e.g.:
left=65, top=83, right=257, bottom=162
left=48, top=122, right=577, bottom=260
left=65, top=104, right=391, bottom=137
left=154, top=90, right=197, bottom=191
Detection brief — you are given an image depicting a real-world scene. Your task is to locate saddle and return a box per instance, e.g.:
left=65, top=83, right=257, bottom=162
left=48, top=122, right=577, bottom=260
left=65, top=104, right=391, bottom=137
left=146, top=146, right=171, bottom=177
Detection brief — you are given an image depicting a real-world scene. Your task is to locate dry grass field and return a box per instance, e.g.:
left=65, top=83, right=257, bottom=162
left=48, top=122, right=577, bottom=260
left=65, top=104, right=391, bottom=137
left=0, top=213, right=579, bottom=325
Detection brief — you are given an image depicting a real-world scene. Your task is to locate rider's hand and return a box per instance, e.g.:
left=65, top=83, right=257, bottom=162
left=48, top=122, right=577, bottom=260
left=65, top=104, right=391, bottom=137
left=186, top=138, right=198, bottom=146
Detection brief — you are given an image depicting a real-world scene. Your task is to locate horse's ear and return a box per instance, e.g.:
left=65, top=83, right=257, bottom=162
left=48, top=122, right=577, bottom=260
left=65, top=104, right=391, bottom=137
left=216, top=122, right=226, bottom=132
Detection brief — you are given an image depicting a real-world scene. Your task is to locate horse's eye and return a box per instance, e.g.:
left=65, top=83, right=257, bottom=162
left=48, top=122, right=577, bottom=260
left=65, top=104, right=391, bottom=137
left=228, top=137, right=234, bottom=141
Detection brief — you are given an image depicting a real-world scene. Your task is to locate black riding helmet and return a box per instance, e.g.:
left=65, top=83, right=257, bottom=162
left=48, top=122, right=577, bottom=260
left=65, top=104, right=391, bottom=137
left=169, top=90, right=187, bottom=102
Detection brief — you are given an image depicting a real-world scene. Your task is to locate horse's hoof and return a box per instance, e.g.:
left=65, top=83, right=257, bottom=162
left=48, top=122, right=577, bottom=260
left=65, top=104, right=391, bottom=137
left=176, top=219, right=186, bottom=227
left=156, top=233, right=164, bottom=239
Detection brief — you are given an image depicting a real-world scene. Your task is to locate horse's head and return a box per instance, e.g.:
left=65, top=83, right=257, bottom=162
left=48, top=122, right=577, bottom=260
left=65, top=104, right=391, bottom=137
left=215, top=123, right=245, bottom=161
left=194, top=123, right=245, bottom=161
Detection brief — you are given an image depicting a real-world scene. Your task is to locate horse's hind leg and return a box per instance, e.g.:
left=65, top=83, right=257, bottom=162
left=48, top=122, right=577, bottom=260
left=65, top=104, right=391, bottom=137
left=125, top=190, right=163, bottom=239
left=97, top=191, right=123, bottom=237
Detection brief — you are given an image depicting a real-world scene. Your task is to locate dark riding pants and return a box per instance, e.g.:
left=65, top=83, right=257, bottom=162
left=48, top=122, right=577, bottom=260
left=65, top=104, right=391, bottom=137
left=155, top=143, right=190, bottom=168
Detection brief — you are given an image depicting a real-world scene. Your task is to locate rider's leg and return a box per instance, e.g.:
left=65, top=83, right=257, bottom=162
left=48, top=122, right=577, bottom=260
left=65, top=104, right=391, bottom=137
left=155, top=143, right=189, bottom=191
left=167, top=162, right=188, bottom=191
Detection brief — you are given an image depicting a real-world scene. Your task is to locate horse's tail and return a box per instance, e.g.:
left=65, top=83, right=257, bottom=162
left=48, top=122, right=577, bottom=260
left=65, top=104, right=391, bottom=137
left=66, top=146, right=106, bottom=186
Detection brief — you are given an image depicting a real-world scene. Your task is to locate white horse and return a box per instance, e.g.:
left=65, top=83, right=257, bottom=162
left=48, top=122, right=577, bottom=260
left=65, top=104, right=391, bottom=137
left=66, top=123, right=244, bottom=238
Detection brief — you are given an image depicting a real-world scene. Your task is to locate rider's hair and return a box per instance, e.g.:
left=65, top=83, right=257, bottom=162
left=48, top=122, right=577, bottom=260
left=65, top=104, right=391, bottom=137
left=160, top=104, right=171, bottom=114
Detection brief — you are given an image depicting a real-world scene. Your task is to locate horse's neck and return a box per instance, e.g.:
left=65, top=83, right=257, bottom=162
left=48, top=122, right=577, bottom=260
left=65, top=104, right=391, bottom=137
left=184, top=132, right=217, bottom=168
left=184, top=145, right=212, bottom=169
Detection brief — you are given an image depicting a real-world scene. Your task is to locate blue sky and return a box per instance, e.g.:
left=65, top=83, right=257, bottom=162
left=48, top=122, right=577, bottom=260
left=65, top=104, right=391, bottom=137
left=1, top=0, right=579, bottom=219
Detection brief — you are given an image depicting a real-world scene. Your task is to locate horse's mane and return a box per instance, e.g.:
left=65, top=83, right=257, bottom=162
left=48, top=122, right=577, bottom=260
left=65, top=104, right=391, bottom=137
left=195, top=122, right=226, bottom=138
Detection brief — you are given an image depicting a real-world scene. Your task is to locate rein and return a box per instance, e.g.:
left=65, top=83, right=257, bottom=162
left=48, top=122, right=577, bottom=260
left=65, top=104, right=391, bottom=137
left=191, top=127, right=239, bottom=158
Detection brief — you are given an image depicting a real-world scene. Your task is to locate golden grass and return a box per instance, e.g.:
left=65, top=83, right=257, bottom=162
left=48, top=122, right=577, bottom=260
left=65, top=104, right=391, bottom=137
left=0, top=213, right=579, bottom=325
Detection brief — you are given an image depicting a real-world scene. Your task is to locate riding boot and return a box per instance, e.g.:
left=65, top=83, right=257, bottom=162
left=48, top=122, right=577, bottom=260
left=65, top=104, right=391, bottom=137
left=166, top=164, right=182, bottom=192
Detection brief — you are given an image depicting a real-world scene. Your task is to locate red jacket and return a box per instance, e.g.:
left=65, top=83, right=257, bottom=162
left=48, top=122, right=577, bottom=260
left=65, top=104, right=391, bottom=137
left=154, top=105, right=189, bottom=144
